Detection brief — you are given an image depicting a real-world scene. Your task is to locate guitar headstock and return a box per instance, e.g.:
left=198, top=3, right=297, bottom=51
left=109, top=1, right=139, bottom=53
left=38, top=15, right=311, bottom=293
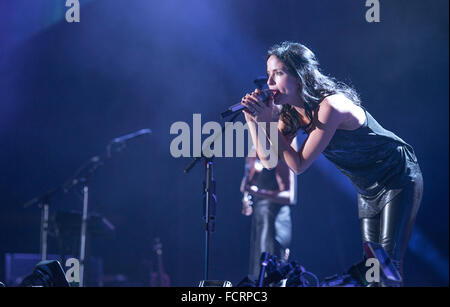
left=153, top=237, right=163, bottom=255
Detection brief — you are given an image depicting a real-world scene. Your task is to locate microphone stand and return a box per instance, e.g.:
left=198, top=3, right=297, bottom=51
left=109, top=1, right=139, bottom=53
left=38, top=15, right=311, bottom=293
left=24, top=186, right=63, bottom=262
left=184, top=112, right=241, bottom=281
left=23, top=155, right=104, bottom=269
left=187, top=78, right=266, bottom=281
left=57, top=154, right=105, bottom=287
left=78, top=157, right=104, bottom=287
left=63, top=130, right=151, bottom=286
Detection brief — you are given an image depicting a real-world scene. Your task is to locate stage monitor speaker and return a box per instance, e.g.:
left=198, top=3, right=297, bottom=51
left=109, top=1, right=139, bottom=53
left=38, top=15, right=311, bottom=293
left=4, top=253, right=103, bottom=287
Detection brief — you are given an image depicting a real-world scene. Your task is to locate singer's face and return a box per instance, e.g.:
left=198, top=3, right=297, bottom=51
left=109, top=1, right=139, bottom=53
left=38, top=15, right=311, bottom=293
left=266, top=55, right=302, bottom=106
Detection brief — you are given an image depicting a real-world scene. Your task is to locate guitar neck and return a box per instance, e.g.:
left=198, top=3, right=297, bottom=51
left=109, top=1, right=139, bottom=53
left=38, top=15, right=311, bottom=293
left=157, top=252, right=165, bottom=275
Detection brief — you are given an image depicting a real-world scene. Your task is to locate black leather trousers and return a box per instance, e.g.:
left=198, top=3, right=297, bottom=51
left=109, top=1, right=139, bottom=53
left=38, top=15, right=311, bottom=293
left=248, top=199, right=292, bottom=280
left=360, top=172, right=423, bottom=286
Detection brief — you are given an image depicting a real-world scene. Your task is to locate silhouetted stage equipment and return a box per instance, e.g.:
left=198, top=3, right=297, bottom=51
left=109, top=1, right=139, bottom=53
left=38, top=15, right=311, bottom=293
left=4, top=253, right=104, bottom=287
left=18, top=260, right=70, bottom=287
left=53, top=210, right=115, bottom=238
left=22, top=128, right=150, bottom=286
left=236, top=252, right=319, bottom=287
left=4, top=212, right=111, bottom=287
left=235, top=242, right=402, bottom=287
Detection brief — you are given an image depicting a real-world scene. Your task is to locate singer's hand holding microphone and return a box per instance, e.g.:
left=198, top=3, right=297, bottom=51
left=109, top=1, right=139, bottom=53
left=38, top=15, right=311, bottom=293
left=241, top=88, right=274, bottom=123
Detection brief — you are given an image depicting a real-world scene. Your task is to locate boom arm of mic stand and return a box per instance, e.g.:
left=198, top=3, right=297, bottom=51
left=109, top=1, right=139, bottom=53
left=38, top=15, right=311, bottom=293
left=183, top=112, right=241, bottom=174
left=23, top=185, right=63, bottom=208
left=184, top=156, right=203, bottom=174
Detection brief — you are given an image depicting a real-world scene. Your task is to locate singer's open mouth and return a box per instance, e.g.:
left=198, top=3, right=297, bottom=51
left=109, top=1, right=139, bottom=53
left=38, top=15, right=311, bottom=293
left=271, top=90, right=280, bottom=103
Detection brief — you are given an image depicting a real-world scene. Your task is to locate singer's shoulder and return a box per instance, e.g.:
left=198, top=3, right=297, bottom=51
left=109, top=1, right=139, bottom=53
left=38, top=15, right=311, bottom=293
left=319, top=93, right=354, bottom=113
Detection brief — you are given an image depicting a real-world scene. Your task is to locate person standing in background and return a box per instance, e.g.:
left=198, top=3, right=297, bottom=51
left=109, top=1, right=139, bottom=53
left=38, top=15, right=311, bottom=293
left=240, top=134, right=298, bottom=280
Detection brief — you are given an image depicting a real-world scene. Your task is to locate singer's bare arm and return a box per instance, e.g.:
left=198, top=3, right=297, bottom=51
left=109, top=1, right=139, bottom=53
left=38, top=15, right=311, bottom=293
left=244, top=94, right=347, bottom=174
left=242, top=88, right=282, bottom=170
left=279, top=97, right=350, bottom=174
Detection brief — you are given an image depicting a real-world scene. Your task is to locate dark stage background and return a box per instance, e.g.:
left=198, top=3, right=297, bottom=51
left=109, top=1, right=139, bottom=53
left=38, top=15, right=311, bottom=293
left=0, top=0, right=448, bottom=286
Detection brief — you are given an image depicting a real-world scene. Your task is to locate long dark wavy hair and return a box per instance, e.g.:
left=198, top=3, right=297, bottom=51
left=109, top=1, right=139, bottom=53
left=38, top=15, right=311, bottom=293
left=267, top=42, right=361, bottom=137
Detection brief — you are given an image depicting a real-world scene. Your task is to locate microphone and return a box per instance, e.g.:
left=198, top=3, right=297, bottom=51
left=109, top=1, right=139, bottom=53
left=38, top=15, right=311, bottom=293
left=110, top=128, right=152, bottom=144
left=221, top=89, right=274, bottom=119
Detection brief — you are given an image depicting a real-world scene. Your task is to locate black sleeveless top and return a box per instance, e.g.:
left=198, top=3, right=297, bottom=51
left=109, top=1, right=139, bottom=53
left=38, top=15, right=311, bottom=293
left=253, top=167, right=279, bottom=191
left=319, top=106, right=422, bottom=218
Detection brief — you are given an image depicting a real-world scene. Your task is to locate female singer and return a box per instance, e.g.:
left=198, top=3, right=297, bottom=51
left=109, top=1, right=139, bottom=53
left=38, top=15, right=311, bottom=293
left=241, top=41, right=423, bottom=286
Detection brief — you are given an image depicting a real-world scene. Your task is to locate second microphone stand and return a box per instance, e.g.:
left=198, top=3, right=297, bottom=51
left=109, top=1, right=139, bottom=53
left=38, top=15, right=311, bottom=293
left=23, top=129, right=151, bottom=286
left=62, top=155, right=104, bottom=287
